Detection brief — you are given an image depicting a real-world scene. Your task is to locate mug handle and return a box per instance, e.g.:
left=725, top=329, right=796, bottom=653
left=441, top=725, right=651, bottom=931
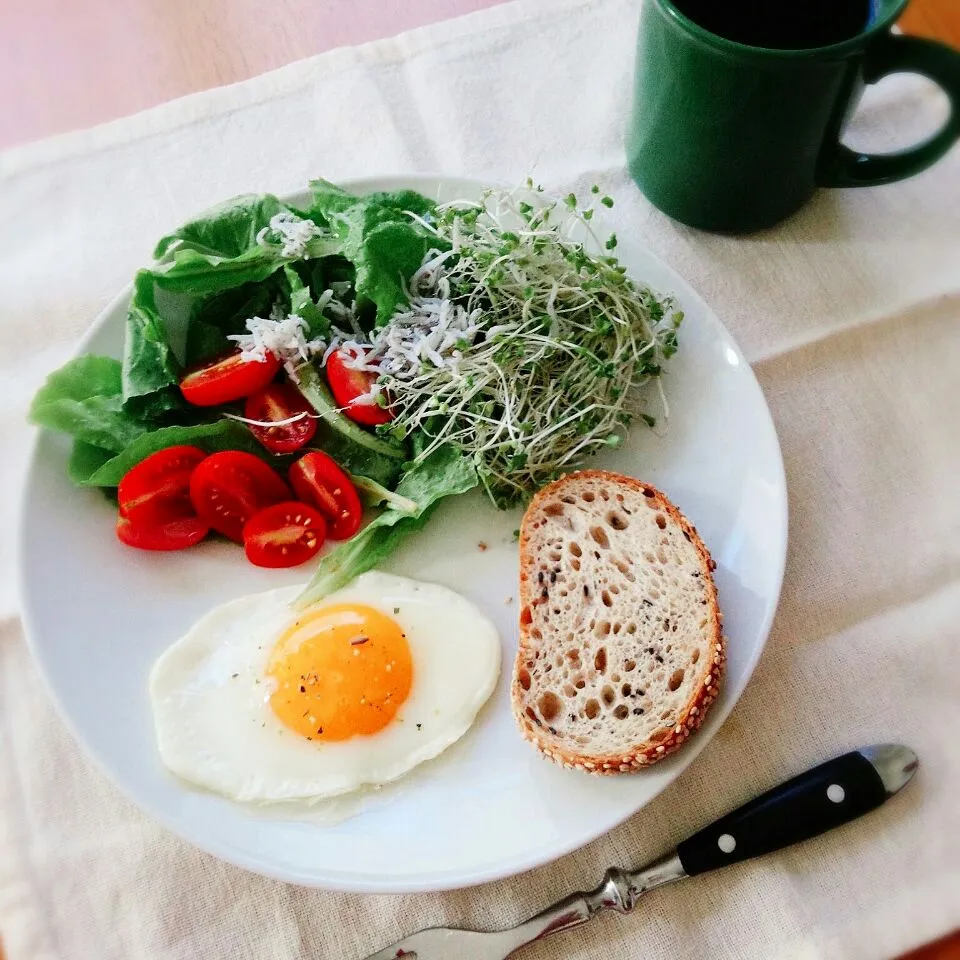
left=819, top=32, right=960, bottom=187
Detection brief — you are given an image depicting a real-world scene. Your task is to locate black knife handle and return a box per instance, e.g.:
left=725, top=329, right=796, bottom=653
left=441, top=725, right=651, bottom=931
left=676, top=750, right=888, bottom=876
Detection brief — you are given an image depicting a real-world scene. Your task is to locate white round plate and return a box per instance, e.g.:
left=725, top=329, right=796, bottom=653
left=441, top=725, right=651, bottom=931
left=19, top=176, right=787, bottom=892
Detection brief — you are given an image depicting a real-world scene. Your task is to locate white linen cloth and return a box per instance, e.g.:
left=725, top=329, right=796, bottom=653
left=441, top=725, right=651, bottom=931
left=1, top=0, right=958, bottom=957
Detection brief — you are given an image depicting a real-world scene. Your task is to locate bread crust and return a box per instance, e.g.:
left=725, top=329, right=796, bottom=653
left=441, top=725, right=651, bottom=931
left=511, top=470, right=725, bottom=773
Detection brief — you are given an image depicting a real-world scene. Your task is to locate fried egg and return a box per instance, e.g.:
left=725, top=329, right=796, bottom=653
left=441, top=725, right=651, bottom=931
left=149, top=572, right=501, bottom=802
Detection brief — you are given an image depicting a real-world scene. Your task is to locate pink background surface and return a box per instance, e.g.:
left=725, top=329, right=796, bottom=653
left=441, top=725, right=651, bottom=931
left=0, top=0, right=508, bottom=151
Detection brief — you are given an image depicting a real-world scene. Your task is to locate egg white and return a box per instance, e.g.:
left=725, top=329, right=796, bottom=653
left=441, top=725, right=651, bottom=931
left=149, top=572, right=501, bottom=803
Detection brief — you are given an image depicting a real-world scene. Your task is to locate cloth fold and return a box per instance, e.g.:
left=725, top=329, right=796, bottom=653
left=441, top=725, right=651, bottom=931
left=1, top=0, right=958, bottom=957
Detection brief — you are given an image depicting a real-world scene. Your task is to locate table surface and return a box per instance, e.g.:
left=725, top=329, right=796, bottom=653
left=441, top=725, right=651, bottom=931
left=0, top=0, right=957, bottom=957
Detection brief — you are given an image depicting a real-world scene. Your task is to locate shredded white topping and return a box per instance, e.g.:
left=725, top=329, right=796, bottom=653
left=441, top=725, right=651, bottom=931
left=338, top=247, right=483, bottom=391
left=228, top=304, right=326, bottom=379
left=256, top=212, right=323, bottom=259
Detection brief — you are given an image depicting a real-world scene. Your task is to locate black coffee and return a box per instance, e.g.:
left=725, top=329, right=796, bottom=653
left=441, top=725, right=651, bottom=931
left=670, top=0, right=873, bottom=50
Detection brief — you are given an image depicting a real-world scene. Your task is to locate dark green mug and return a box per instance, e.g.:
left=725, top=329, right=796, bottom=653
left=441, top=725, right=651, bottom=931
left=627, top=0, right=960, bottom=233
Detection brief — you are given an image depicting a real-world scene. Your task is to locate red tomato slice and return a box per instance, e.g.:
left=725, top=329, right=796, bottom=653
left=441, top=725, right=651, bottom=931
left=242, top=501, right=326, bottom=568
left=244, top=383, right=317, bottom=454
left=116, top=508, right=209, bottom=552
left=288, top=451, right=362, bottom=540
left=189, top=451, right=290, bottom=543
left=180, top=351, right=281, bottom=407
left=325, top=350, right=393, bottom=426
left=117, top=445, right=206, bottom=523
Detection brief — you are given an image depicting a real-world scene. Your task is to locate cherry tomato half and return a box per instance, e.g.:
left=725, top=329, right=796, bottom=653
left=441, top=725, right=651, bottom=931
left=325, top=350, right=393, bottom=427
left=117, top=445, right=206, bottom=523
left=288, top=451, right=362, bottom=540
left=242, top=501, right=326, bottom=568
left=116, top=504, right=209, bottom=552
left=189, top=451, right=290, bottom=543
left=244, top=383, right=317, bottom=454
left=180, top=351, right=281, bottom=407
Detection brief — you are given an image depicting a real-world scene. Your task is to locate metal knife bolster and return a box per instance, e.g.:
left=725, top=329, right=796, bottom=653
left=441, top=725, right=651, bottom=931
left=515, top=852, right=687, bottom=944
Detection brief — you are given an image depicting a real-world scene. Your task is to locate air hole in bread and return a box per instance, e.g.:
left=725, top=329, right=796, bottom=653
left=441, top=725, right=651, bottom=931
left=525, top=706, right=538, bottom=725
left=624, top=659, right=637, bottom=672
left=642, top=488, right=655, bottom=499
left=614, top=559, right=635, bottom=582
left=622, top=683, right=632, bottom=697
left=570, top=558, right=581, bottom=572
left=612, top=623, right=622, bottom=635
left=607, top=511, right=629, bottom=531
left=543, top=502, right=564, bottom=517
left=668, top=669, right=685, bottom=692
left=594, top=621, right=610, bottom=640
left=518, top=669, right=531, bottom=691
left=594, top=647, right=607, bottom=672
left=584, top=699, right=600, bottom=719
left=609, top=584, right=620, bottom=595
left=656, top=514, right=667, bottom=530
left=566, top=648, right=580, bottom=663
left=569, top=541, right=583, bottom=558
left=563, top=683, right=576, bottom=698
left=644, top=551, right=656, bottom=563
left=613, top=704, right=629, bottom=720
left=590, top=526, right=610, bottom=549
left=561, top=495, right=576, bottom=505
left=627, top=623, right=637, bottom=635
left=601, top=685, right=615, bottom=706
left=600, top=489, right=610, bottom=501
left=601, top=589, right=613, bottom=607
left=538, top=691, right=562, bottom=722
left=649, top=588, right=661, bottom=600
left=530, top=627, right=542, bottom=640
left=575, top=678, right=586, bottom=690
left=549, top=551, right=562, bottom=562
left=660, top=710, right=672, bottom=721
left=691, top=648, right=700, bottom=664
left=582, top=491, right=595, bottom=503
left=657, top=548, right=668, bottom=564
left=555, top=655, right=564, bottom=668
left=520, top=606, right=532, bottom=626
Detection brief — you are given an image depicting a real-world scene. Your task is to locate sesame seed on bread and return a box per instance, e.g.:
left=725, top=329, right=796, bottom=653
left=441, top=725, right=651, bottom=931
left=511, top=470, right=724, bottom=773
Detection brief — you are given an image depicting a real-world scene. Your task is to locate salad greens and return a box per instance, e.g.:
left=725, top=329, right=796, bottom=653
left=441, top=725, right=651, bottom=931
left=29, top=178, right=682, bottom=603
left=296, top=445, right=478, bottom=607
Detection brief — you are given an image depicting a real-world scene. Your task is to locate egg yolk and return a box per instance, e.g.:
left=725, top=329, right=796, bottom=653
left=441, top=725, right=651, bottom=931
left=267, top=603, right=413, bottom=742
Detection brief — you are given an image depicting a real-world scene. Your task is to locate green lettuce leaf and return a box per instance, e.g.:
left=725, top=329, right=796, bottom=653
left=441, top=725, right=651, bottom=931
left=283, top=265, right=330, bottom=341
left=81, top=420, right=273, bottom=487
left=295, top=445, right=478, bottom=607
left=307, top=180, right=443, bottom=324
left=185, top=278, right=281, bottom=366
left=31, top=355, right=122, bottom=404
left=148, top=194, right=342, bottom=297
left=29, top=355, right=149, bottom=452
left=122, top=271, right=185, bottom=417
left=31, top=395, right=147, bottom=453
left=68, top=441, right=115, bottom=484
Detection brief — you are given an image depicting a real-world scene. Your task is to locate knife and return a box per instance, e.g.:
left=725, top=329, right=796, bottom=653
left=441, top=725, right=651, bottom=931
left=363, top=743, right=918, bottom=960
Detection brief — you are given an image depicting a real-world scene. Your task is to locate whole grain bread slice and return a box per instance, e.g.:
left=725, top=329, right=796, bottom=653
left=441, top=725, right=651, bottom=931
left=511, top=470, right=724, bottom=773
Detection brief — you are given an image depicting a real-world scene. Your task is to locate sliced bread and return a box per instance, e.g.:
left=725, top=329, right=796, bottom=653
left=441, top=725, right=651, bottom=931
left=511, top=470, right=724, bottom=773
